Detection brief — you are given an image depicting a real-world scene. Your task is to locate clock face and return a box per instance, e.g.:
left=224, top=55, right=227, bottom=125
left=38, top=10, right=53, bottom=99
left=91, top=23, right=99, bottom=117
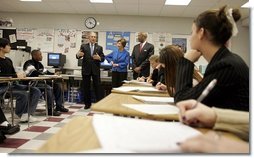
left=85, top=17, right=97, bottom=29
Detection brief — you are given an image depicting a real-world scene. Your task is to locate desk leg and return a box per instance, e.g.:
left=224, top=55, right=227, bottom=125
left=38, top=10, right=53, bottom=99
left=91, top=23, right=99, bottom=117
left=61, top=78, right=65, bottom=104
left=51, top=80, right=54, bottom=116
left=44, top=80, right=48, bottom=119
left=8, top=81, right=14, bottom=126
left=27, top=81, right=32, bottom=127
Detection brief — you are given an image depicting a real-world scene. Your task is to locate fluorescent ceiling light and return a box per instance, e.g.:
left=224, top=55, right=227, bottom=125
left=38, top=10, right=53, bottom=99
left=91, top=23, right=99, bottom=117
left=20, top=0, right=42, bottom=2
left=165, top=0, right=191, bottom=6
left=90, top=0, right=113, bottom=3
left=241, top=1, right=252, bottom=8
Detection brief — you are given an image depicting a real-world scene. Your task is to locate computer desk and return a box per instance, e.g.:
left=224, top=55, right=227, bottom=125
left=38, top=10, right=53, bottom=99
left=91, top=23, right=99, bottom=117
left=91, top=93, right=178, bottom=121
left=37, top=116, right=244, bottom=153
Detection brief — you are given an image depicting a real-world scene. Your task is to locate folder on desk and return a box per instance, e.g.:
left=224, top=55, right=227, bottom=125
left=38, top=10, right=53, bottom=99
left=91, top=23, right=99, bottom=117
left=132, top=95, right=174, bottom=104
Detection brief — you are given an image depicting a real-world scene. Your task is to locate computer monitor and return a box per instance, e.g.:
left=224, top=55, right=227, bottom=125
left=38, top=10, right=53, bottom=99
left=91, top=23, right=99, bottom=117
left=100, top=60, right=112, bottom=70
left=47, top=53, right=66, bottom=68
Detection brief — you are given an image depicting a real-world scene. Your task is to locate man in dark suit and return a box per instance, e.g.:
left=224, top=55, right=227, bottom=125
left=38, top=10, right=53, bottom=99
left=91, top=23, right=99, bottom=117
left=76, top=32, right=105, bottom=109
left=131, top=32, right=154, bottom=79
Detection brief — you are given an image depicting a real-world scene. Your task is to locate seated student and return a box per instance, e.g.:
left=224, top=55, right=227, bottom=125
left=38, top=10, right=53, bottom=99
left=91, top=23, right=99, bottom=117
left=0, top=38, right=41, bottom=122
left=23, top=49, right=69, bottom=116
left=174, top=6, right=249, bottom=111
left=137, top=55, right=165, bottom=87
left=176, top=99, right=249, bottom=153
left=158, top=45, right=202, bottom=96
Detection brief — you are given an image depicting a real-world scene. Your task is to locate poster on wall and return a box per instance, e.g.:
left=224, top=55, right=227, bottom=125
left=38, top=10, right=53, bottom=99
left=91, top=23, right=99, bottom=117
left=152, top=33, right=172, bottom=55
left=172, top=38, right=187, bottom=53
left=17, top=28, right=37, bottom=49
left=54, top=29, right=77, bottom=54
left=172, top=35, right=190, bottom=53
left=81, top=31, right=98, bottom=44
left=35, top=28, right=54, bottom=52
left=106, top=31, right=130, bottom=51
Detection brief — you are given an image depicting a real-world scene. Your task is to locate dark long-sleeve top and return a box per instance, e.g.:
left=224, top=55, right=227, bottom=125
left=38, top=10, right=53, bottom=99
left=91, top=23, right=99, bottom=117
left=0, top=57, right=17, bottom=87
left=174, top=46, right=249, bottom=111
left=150, top=68, right=165, bottom=86
left=23, top=59, right=53, bottom=77
left=0, top=57, right=17, bottom=78
left=105, top=49, right=130, bottom=72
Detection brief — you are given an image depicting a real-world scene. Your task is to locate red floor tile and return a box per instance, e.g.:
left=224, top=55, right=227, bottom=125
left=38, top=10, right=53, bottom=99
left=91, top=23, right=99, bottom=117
left=61, top=111, right=75, bottom=115
left=44, top=117, right=64, bottom=122
left=87, top=112, right=94, bottom=116
left=24, top=126, right=50, bottom=133
left=0, top=138, right=29, bottom=148
left=68, top=106, right=83, bottom=109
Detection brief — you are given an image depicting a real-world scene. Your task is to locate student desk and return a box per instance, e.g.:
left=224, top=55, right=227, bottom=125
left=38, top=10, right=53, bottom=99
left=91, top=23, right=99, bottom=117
left=37, top=116, right=244, bottom=153
left=0, top=76, right=63, bottom=126
left=91, top=93, right=178, bottom=121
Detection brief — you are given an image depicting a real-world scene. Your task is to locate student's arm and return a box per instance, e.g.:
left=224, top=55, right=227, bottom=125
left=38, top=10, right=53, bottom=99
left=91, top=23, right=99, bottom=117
left=177, top=100, right=249, bottom=141
left=212, top=107, right=249, bottom=141
left=105, top=52, right=113, bottom=63
left=174, top=57, right=238, bottom=105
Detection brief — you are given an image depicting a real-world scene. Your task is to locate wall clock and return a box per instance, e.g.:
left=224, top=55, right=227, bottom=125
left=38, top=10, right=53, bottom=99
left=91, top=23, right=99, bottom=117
left=85, top=17, right=97, bottom=29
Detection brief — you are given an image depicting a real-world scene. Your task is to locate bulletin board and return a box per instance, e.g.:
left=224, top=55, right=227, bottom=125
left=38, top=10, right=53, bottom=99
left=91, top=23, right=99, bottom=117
left=0, top=27, right=17, bottom=49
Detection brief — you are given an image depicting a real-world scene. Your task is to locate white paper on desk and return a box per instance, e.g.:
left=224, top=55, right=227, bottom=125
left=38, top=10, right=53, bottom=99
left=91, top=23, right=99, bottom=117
left=132, top=95, right=174, bottom=104
left=92, top=114, right=202, bottom=153
left=122, top=103, right=179, bottom=115
left=113, top=86, right=161, bottom=92
left=123, top=80, right=152, bottom=86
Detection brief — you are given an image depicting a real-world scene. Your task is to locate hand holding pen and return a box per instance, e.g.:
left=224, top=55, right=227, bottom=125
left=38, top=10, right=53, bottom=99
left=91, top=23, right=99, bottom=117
left=176, top=79, right=217, bottom=128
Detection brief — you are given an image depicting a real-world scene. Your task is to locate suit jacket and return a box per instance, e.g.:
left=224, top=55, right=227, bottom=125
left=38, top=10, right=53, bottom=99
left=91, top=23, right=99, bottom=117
left=174, top=46, right=249, bottom=111
left=131, top=42, right=154, bottom=77
left=76, top=43, right=105, bottom=76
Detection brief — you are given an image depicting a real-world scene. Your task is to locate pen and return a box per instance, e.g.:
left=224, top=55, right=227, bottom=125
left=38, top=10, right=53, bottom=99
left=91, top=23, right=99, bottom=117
left=192, top=79, right=217, bottom=109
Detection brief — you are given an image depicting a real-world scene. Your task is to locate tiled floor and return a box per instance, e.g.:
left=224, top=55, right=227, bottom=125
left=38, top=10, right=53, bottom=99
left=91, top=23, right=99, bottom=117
left=0, top=102, right=93, bottom=153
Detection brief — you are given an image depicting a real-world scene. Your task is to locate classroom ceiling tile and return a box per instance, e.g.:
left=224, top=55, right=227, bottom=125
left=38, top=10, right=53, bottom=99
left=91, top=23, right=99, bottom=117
left=115, top=4, right=138, bottom=16
left=160, top=6, right=186, bottom=17
left=113, top=0, right=139, bottom=5
left=139, top=5, right=163, bottom=16
left=139, top=0, right=166, bottom=5
left=93, top=4, right=117, bottom=15
left=182, top=6, right=208, bottom=18
left=189, top=0, right=220, bottom=6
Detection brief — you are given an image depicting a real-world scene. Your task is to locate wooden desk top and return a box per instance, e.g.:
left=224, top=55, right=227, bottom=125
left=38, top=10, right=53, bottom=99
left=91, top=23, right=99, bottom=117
left=37, top=116, right=101, bottom=153
left=91, top=93, right=178, bottom=121
left=37, top=115, right=243, bottom=153
left=0, top=76, right=62, bottom=82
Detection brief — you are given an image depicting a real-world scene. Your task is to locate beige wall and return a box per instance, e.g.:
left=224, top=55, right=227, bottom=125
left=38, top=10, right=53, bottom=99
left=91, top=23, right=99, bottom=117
left=0, top=12, right=250, bottom=68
